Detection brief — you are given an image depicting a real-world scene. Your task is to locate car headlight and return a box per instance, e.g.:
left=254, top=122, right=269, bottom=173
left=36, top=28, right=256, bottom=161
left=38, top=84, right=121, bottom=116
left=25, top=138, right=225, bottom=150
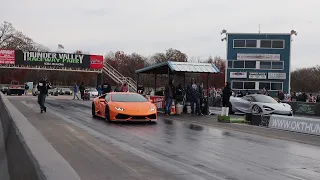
left=115, top=107, right=124, bottom=111
left=263, top=105, right=274, bottom=111
left=150, top=107, right=156, bottom=111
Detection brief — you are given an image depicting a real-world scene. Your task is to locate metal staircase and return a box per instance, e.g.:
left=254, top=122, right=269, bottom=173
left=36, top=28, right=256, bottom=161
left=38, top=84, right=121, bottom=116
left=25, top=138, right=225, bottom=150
left=103, top=62, right=137, bottom=92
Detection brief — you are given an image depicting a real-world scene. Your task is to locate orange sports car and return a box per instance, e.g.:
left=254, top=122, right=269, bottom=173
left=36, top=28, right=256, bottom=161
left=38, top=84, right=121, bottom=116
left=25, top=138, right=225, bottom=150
left=92, top=92, right=157, bottom=122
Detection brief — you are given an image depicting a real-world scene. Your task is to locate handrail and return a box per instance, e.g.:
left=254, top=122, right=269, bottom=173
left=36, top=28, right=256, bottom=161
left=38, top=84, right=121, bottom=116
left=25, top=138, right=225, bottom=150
left=102, top=62, right=137, bottom=92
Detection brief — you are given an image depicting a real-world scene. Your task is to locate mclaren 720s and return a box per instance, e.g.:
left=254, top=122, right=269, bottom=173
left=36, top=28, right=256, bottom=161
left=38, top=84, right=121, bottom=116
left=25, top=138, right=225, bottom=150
left=92, top=92, right=158, bottom=122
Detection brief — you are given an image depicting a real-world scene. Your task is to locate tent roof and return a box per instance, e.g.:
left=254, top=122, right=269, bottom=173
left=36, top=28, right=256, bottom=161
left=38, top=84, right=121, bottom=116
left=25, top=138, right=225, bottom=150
left=135, top=61, right=220, bottom=74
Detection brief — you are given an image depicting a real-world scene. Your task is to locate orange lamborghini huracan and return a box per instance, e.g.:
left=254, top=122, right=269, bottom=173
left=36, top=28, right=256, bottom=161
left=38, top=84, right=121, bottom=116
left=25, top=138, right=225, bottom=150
left=92, top=92, right=158, bottom=122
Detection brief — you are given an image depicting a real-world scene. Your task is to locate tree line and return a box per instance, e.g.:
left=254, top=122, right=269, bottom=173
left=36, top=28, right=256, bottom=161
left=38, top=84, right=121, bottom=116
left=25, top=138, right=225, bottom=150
left=0, top=21, right=317, bottom=92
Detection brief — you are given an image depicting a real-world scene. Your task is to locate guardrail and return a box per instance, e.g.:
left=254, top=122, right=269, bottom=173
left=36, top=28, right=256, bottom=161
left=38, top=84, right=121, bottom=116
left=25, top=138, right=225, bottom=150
left=0, top=92, right=81, bottom=180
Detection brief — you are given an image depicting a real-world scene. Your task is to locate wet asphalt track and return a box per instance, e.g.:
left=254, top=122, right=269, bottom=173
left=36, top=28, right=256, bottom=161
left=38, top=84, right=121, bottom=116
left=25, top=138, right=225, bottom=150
left=8, top=96, right=320, bottom=180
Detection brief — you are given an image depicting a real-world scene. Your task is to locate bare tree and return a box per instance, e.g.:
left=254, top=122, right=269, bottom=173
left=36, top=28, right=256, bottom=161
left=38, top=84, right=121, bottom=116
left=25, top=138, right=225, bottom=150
left=0, top=21, right=15, bottom=47
left=291, top=66, right=320, bottom=93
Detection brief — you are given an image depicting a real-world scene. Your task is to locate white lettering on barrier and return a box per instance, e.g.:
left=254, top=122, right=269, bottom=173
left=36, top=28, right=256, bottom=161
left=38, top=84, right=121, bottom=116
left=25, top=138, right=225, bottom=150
left=155, top=102, right=162, bottom=109
left=269, top=115, right=320, bottom=135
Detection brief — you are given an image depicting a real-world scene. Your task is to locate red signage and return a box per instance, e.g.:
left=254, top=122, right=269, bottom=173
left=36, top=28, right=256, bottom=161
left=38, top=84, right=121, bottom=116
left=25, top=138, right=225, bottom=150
left=149, top=96, right=165, bottom=109
left=0, top=49, right=15, bottom=65
left=89, top=55, right=103, bottom=69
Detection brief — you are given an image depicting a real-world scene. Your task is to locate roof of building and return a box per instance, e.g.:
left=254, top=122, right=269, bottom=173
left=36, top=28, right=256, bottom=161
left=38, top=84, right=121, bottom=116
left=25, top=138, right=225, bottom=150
left=135, top=61, right=220, bottom=74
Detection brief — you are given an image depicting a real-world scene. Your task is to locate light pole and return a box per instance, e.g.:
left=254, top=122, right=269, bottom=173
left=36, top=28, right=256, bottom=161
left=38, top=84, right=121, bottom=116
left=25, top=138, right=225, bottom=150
left=288, top=29, right=297, bottom=94
left=220, top=29, right=228, bottom=83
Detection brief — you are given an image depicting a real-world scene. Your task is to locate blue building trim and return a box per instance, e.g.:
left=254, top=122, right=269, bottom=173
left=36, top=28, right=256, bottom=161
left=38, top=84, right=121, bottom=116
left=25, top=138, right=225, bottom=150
left=225, top=33, right=291, bottom=96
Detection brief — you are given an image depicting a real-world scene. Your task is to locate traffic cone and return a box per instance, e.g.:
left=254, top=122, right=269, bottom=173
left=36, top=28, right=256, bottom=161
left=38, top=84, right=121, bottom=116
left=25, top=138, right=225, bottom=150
left=171, top=101, right=176, bottom=115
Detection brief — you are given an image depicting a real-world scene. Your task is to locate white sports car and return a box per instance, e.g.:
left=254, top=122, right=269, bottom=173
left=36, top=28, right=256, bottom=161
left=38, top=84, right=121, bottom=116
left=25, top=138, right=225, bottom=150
left=86, top=88, right=99, bottom=97
left=229, top=94, right=293, bottom=116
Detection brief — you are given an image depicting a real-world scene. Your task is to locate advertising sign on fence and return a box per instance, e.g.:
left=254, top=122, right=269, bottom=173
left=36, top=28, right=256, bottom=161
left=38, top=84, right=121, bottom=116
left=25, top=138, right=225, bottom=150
left=0, top=49, right=15, bottom=65
left=269, top=115, right=320, bottom=136
left=149, top=96, right=165, bottom=112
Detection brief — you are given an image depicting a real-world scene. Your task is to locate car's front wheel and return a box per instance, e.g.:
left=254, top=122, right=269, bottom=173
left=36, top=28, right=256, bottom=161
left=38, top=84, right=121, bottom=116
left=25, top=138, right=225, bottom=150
left=92, top=103, right=96, bottom=117
left=252, top=105, right=263, bottom=115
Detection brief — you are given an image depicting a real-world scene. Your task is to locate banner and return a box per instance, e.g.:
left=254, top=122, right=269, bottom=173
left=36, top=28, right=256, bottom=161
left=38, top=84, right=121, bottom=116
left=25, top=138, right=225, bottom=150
left=230, top=72, right=247, bottom=78
left=0, top=49, right=15, bottom=65
left=268, top=72, right=286, bottom=80
left=249, top=72, right=266, bottom=79
left=237, top=53, right=280, bottom=61
left=12, top=50, right=103, bottom=69
left=89, top=55, right=104, bottom=69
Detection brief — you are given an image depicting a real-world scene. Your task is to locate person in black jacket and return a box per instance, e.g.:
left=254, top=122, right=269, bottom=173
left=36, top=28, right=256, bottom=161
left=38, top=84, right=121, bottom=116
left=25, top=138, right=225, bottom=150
left=37, top=77, right=51, bottom=113
left=102, top=81, right=111, bottom=94
left=187, top=78, right=203, bottom=116
left=79, top=82, right=85, bottom=100
left=222, top=82, right=232, bottom=108
left=137, top=84, right=145, bottom=95
left=164, top=79, right=175, bottom=116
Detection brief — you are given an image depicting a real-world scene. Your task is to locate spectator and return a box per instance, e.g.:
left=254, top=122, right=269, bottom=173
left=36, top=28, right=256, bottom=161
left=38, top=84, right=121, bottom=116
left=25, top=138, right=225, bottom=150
left=120, top=82, right=128, bottom=92
left=102, top=81, right=111, bottom=94
left=187, top=78, right=203, bottom=116
left=79, top=82, right=85, bottom=100
left=24, top=83, right=29, bottom=95
left=164, top=79, right=175, bottom=116
left=222, top=82, right=232, bottom=110
left=73, top=83, right=80, bottom=100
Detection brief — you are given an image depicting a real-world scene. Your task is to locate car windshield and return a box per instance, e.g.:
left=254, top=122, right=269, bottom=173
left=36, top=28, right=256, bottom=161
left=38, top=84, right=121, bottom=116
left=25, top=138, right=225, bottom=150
left=88, top=89, right=97, bottom=92
left=62, top=88, right=70, bottom=91
left=253, top=95, right=278, bottom=103
left=111, top=94, right=148, bottom=102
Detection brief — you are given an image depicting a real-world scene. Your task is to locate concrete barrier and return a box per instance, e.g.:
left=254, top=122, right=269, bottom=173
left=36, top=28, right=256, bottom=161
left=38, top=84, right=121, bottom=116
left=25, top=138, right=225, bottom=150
left=0, top=92, right=81, bottom=180
left=245, top=113, right=320, bottom=136
left=269, top=115, right=320, bottom=136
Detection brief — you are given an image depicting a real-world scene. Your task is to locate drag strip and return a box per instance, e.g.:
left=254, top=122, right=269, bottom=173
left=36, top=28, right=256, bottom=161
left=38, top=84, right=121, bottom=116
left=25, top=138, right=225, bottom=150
left=8, top=96, right=320, bottom=180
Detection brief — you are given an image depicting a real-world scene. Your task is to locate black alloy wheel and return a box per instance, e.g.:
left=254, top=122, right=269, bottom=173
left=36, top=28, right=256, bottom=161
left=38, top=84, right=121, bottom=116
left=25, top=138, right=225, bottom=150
left=92, top=103, right=96, bottom=117
left=105, top=106, right=111, bottom=122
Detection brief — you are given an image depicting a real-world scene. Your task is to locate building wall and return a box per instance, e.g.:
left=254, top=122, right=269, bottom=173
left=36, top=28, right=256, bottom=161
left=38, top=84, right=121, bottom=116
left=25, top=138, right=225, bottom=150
left=226, top=33, right=291, bottom=96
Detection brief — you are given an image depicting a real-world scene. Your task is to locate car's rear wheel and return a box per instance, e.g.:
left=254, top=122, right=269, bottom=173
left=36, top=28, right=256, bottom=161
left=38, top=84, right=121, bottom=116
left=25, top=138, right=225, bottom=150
left=92, top=103, right=96, bottom=117
left=105, top=106, right=111, bottom=122
left=252, top=105, right=262, bottom=115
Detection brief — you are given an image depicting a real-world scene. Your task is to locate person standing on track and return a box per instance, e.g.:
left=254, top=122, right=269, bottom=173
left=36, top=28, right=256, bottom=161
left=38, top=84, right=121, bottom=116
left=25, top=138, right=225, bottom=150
left=79, top=82, right=85, bottom=100
left=222, top=82, right=232, bottom=114
left=73, top=83, right=80, bottom=100
left=24, top=83, right=29, bottom=95
left=37, top=77, right=51, bottom=113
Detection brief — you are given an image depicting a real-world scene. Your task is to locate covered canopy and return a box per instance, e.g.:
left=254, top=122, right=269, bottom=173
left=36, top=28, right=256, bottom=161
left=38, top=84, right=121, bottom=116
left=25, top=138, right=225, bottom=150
left=135, top=61, right=220, bottom=74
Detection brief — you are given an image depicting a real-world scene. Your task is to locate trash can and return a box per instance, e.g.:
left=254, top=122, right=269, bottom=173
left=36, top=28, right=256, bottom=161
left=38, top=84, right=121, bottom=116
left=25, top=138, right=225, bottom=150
left=176, top=103, right=183, bottom=114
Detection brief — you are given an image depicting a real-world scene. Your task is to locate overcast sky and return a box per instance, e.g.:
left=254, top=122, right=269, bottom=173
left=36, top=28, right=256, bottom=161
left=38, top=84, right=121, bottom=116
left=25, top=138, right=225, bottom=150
left=1, top=0, right=319, bottom=69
